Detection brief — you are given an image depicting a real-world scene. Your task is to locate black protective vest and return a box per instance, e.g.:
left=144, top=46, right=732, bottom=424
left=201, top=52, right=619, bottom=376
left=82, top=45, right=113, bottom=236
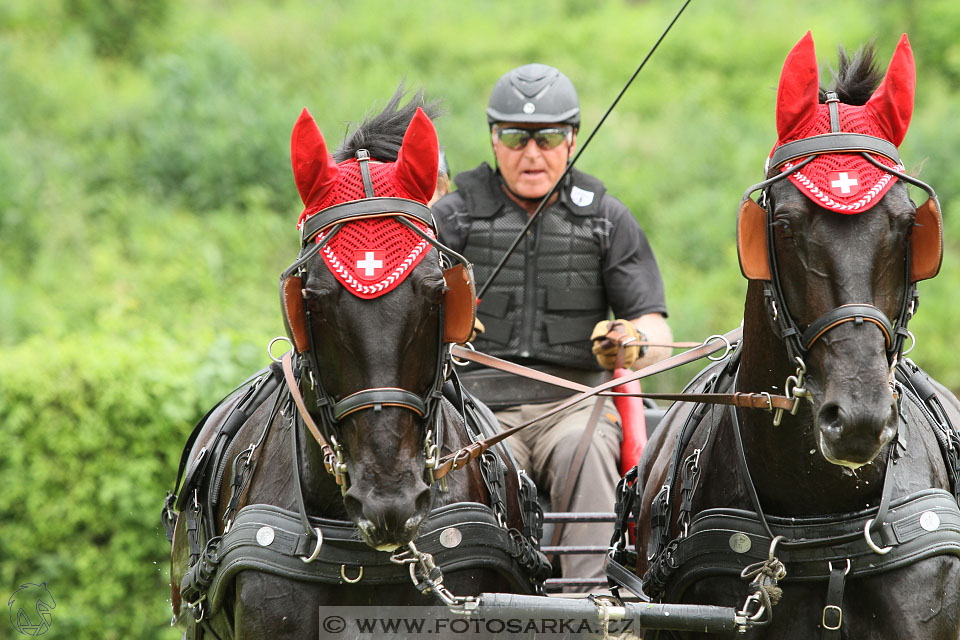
left=455, top=164, right=610, bottom=370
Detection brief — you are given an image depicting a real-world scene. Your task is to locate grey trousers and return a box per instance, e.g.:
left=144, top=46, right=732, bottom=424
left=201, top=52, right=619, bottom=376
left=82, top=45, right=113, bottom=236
left=495, top=397, right=622, bottom=591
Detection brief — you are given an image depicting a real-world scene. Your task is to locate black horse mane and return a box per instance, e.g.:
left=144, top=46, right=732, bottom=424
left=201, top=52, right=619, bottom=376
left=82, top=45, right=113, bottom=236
left=333, top=84, right=443, bottom=163
left=820, top=43, right=884, bottom=106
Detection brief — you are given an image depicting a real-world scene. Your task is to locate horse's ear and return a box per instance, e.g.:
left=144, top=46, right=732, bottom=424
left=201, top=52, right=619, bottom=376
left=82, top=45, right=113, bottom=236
left=395, top=107, right=439, bottom=204
left=865, top=34, right=915, bottom=147
left=776, top=31, right=821, bottom=141
left=291, top=108, right=339, bottom=207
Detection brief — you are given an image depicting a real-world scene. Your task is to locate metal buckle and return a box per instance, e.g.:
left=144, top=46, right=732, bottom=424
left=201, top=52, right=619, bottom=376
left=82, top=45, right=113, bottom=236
left=822, top=604, right=843, bottom=630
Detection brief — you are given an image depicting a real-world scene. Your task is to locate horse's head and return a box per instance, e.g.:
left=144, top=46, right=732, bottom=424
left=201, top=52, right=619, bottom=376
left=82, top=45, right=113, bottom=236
left=738, top=33, right=943, bottom=468
left=279, top=105, right=473, bottom=549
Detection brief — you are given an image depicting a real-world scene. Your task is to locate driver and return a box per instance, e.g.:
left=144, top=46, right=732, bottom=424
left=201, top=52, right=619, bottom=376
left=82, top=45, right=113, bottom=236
left=432, top=63, right=672, bottom=589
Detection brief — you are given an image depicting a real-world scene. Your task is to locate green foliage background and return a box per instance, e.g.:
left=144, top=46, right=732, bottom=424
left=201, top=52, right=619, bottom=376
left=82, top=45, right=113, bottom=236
left=1, top=1, right=958, bottom=637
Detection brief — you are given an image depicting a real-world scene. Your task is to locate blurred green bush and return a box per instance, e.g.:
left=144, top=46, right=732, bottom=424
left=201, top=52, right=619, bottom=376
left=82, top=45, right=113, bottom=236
left=2, top=0, right=959, bottom=637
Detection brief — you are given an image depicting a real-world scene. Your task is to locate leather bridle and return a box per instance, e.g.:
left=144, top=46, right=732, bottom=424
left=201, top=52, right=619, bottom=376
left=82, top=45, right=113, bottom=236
left=279, top=149, right=477, bottom=493
left=737, top=105, right=942, bottom=417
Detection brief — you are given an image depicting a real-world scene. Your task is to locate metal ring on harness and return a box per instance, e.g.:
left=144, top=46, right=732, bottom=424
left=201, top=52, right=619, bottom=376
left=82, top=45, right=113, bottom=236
left=300, top=527, right=324, bottom=564
left=268, top=336, right=292, bottom=363
left=864, top=518, right=892, bottom=555
left=902, top=330, right=916, bottom=356
left=828, top=558, right=852, bottom=576
left=341, top=564, right=364, bottom=583
left=449, top=341, right=475, bottom=367
left=705, top=333, right=733, bottom=361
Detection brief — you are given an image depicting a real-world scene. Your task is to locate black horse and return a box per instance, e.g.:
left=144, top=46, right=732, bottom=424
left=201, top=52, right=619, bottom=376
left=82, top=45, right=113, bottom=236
left=624, top=33, right=960, bottom=639
left=165, top=92, right=548, bottom=639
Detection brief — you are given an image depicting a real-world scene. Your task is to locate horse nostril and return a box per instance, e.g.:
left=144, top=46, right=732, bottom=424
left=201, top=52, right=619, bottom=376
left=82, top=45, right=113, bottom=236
left=342, top=493, right=364, bottom=521
left=414, top=486, right=432, bottom=516
left=818, top=402, right=844, bottom=441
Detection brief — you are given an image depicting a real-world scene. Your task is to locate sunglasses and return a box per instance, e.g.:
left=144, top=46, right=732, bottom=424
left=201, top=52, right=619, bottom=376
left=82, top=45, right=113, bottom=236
left=493, top=126, right=573, bottom=150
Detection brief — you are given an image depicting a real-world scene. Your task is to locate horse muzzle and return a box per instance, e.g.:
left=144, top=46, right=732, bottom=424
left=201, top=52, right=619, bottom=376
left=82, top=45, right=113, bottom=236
left=344, top=482, right=432, bottom=550
left=816, top=393, right=898, bottom=469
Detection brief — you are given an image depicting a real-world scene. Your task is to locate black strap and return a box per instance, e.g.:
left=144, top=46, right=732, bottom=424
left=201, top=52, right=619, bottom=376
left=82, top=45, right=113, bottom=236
left=299, top=197, right=434, bottom=245
left=333, top=387, right=427, bottom=420
left=801, top=303, right=894, bottom=352
left=607, top=554, right=650, bottom=600
left=769, top=133, right=901, bottom=169
left=289, top=406, right=319, bottom=538
left=821, top=559, right=848, bottom=638
left=825, top=92, right=841, bottom=134
left=356, top=149, right=375, bottom=197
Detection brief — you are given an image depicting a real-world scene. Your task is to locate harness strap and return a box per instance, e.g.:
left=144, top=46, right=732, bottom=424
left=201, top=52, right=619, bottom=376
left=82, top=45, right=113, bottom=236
left=356, top=149, right=375, bottom=197
left=648, top=489, right=960, bottom=602
left=825, top=91, right=841, bottom=134
left=281, top=352, right=332, bottom=452
left=191, top=502, right=544, bottom=616
left=299, top=197, right=435, bottom=245
left=333, top=387, right=427, bottom=420
left=801, top=304, right=894, bottom=352
left=768, top=132, right=901, bottom=169
left=821, top=559, right=848, bottom=638
left=433, top=327, right=745, bottom=480
left=450, top=343, right=793, bottom=410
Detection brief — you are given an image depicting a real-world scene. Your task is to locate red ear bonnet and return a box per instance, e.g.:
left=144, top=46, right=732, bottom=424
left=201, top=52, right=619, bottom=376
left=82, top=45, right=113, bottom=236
left=775, top=31, right=821, bottom=141
left=291, top=108, right=339, bottom=214
left=771, top=33, right=914, bottom=214
left=865, top=34, right=915, bottom=147
left=289, top=106, right=440, bottom=300
left=395, top=107, right=440, bottom=204
left=292, top=107, right=440, bottom=223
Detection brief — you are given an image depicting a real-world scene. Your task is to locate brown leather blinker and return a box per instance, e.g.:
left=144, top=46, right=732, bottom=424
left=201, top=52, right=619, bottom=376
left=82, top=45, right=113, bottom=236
left=736, top=197, right=772, bottom=281
left=442, top=263, right=478, bottom=344
left=910, top=197, right=943, bottom=282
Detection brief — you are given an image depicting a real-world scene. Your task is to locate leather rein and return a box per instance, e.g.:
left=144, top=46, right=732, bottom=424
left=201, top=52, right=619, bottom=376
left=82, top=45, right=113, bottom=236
left=429, top=326, right=801, bottom=481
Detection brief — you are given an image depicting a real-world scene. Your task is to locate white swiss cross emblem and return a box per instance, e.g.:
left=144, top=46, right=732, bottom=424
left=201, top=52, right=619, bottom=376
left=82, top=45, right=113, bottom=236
left=828, top=170, right=860, bottom=196
left=354, top=250, right=385, bottom=281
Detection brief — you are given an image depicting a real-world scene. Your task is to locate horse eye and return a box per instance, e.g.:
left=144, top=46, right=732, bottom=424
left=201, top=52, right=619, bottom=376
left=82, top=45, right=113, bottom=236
left=772, top=218, right=794, bottom=238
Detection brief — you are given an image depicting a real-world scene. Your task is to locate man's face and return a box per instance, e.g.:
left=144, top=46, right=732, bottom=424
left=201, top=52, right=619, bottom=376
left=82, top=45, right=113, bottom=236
left=491, top=123, right=576, bottom=199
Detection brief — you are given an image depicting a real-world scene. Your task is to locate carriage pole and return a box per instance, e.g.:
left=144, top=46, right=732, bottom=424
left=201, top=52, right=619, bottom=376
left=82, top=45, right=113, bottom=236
left=461, top=593, right=749, bottom=634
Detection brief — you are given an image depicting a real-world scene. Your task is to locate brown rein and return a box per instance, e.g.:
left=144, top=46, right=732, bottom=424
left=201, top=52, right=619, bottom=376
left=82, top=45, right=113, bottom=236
left=280, top=326, right=796, bottom=482
left=433, top=326, right=792, bottom=480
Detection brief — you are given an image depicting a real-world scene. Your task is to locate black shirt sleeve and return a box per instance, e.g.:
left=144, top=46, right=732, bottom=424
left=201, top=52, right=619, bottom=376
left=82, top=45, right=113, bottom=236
left=600, top=194, right=668, bottom=320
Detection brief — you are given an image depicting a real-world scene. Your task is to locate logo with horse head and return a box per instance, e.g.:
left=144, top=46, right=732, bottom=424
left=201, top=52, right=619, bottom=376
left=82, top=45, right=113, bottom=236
left=8, top=582, right=56, bottom=636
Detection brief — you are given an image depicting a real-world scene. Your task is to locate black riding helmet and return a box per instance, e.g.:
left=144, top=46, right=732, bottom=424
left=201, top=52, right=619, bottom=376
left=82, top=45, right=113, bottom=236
left=486, top=63, right=580, bottom=127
